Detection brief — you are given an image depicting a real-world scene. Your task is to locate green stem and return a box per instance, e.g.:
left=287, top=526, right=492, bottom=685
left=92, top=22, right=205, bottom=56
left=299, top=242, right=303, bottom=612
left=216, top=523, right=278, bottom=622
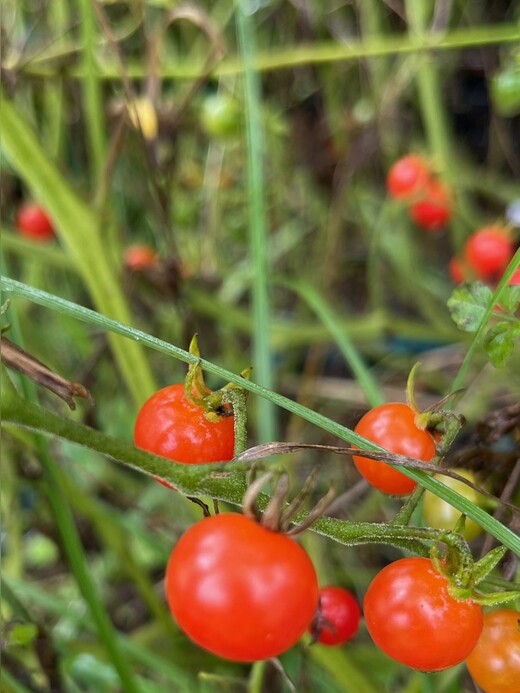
left=2, top=277, right=519, bottom=556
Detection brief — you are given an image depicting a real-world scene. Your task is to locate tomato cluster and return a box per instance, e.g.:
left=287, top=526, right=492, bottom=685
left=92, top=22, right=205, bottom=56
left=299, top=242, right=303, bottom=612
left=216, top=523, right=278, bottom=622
left=134, top=377, right=508, bottom=674
left=386, top=154, right=452, bottom=231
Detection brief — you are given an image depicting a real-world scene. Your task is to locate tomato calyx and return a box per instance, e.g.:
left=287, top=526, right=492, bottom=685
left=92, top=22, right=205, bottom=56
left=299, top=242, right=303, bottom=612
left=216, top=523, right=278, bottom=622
left=430, top=541, right=520, bottom=607
left=184, top=335, right=250, bottom=424
left=243, top=469, right=335, bottom=535
left=405, top=362, right=464, bottom=451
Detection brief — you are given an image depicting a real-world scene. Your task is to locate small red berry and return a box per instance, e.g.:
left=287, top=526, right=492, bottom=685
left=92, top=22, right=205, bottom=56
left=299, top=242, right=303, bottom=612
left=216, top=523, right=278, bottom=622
left=409, top=180, right=452, bottom=231
left=15, top=203, right=55, bottom=242
left=464, top=226, right=514, bottom=280
left=310, top=586, right=361, bottom=646
left=124, top=244, right=159, bottom=272
left=386, top=154, right=431, bottom=200
left=449, top=256, right=467, bottom=284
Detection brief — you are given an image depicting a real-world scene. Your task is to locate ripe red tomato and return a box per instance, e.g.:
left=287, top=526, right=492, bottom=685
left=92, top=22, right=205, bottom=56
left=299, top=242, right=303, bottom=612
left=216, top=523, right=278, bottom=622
left=464, top=226, right=514, bottom=280
left=165, top=513, right=319, bottom=661
left=386, top=154, right=431, bottom=200
left=364, top=557, right=483, bottom=671
left=134, top=383, right=235, bottom=465
left=352, top=403, right=436, bottom=495
left=310, top=585, right=361, bottom=646
left=123, top=244, right=159, bottom=271
left=409, top=179, right=452, bottom=230
left=15, top=203, right=55, bottom=241
left=466, top=609, right=520, bottom=693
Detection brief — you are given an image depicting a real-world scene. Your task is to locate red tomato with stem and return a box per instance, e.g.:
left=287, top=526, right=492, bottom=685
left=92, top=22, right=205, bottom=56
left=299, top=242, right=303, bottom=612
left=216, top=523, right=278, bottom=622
left=364, top=557, right=483, bottom=671
left=464, top=226, right=514, bottom=280
left=15, top=203, right=55, bottom=241
left=353, top=403, right=436, bottom=495
left=165, top=513, right=319, bottom=661
left=386, top=154, right=431, bottom=200
left=409, top=179, right=452, bottom=231
left=310, top=585, right=361, bottom=646
left=134, top=383, right=234, bottom=465
left=466, top=609, right=520, bottom=693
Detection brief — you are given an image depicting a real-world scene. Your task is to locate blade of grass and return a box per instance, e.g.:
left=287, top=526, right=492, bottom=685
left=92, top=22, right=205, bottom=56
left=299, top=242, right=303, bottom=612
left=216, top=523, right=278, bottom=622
left=2, top=276, right=519, bottom=556
left=236, top=1, right=276, bottom=441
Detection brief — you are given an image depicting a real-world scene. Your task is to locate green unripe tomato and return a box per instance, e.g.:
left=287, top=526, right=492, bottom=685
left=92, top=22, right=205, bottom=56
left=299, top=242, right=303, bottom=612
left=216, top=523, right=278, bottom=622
left=200, top=93, right=241, bottom=139
left=422, top=469, right=486, bottom=541
left=491, top=68, right=520, bottom=117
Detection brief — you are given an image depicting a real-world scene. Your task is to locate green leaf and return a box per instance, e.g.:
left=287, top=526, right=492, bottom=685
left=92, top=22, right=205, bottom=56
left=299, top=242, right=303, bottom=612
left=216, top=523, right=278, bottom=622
left=484, top=321, right=520, bottom=367
left=447, top=283, right=494, bottom=332
left=496, top=285, right=520, bottom=314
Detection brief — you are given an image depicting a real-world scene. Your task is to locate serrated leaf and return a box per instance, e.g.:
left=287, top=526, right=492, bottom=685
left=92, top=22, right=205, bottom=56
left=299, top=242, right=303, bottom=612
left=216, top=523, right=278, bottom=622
left=447, top=283, right=494, bottom=332
left=484, top=321, right=520, bottom=367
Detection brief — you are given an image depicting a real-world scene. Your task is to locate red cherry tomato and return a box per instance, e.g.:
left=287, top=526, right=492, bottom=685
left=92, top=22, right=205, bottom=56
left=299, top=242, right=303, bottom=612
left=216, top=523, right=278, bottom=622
left=409, top=179, right=452, bottom=231
left=364, top=557, right=483, bottom=671
left=134, top=383, right=235, bottom=465
left=165, top=513, right=319, bottom=661
left=353, top=403, right=436, bottom=495
left=15, top=203, right=55, bottom=241
left=466, top=609, right=520, bottom=693
left=464, top=226, right=514, bottom=281
left=386, top=154, right=431, bottom=200
left=124, top=244, right=159, bottom=271
left=310, top=585, right=361, bottom=646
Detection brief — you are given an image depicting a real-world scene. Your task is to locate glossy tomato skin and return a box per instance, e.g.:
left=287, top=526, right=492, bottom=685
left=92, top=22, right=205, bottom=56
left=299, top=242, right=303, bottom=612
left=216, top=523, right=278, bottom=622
left=386, top=155, right=431, bottom=200
left=134, top=383, right=234, bottom=464
left=409, top=180, right=452, bottom=231
left=466, top=609, right=520, bottom=693
left=311, top=585, right=361, bottom=646
left=422, top=469, right=485, bottom=541
left=464, top=226, right=514, bottom=280
left=353, top=403, right=436, bottom=495
left=165, top=513, right=319, bottom=661
left=364, top=557, right=483, bottom=672
left=15, top=203, right=54, bottom=241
